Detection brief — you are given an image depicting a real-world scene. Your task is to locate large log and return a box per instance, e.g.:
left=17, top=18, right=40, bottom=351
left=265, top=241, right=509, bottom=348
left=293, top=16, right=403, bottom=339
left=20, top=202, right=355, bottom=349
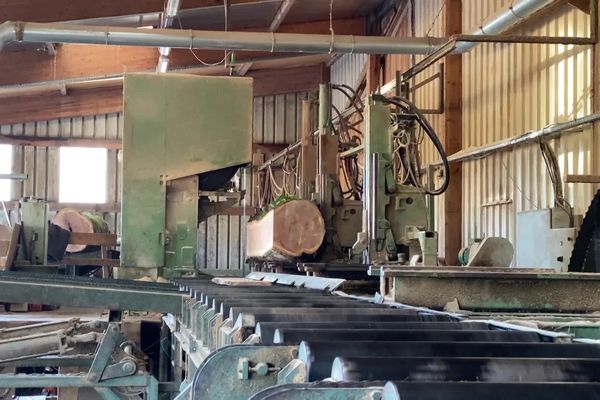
left=247, top=200, right=325, bottom=261
left=51, top=208, right=109, bottom=253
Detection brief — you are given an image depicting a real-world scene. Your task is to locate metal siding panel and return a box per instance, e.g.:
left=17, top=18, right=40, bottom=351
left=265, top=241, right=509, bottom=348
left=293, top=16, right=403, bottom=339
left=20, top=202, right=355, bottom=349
left=331, top=54, right=367, bottom=111
left=47, top=119, right=59, bottom=202
left=34, top=121, right=48, bottom=199
left=253, top=96, right=264, bottom=143
left=217, top=215, right=229, bottom=269
left=274, top=95, right=287, bottom=144
left=285, top=93, right=298, bottom=143
left=197, top=220, right=207, bottom=269
left=206, top=215, right=218, bottom=268
left=460, top=2, right=594, bottom=259
left=228, top=216, right=241, bottom=270
left=23, top=122, right=35, bottom=197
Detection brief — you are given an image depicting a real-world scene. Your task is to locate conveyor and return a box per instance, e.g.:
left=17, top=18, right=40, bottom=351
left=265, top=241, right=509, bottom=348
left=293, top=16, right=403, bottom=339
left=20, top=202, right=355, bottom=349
left=0, top=271, right=183, bottom=313
left=167, top=273, right=600, bottom=400
left=1, top=271, right=600, bottom=399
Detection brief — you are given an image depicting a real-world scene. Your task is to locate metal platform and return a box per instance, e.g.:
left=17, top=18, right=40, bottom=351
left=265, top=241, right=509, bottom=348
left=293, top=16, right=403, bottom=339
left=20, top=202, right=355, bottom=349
left=0, top=271, right=183, bottom=314
left=160, top=273, right=600, bottom=400
left=372, top=267, right=600, bottom=312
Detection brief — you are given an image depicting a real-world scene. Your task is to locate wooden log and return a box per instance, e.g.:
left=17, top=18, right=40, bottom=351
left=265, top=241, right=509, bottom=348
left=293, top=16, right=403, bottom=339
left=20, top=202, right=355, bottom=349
left=51, top=208, right=109, bottom=253
left=247, top=200, right=325, bottom=261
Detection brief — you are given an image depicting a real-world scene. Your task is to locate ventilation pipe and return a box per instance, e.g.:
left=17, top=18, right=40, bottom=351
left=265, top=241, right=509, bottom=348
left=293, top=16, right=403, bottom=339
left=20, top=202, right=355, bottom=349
left=0, top=0, right=559, bottom=56
left=0, top=22, right=443, bottom=54
left=455, top=0, right=558, bottom=53
left=156, top=0, right=182, bottom=73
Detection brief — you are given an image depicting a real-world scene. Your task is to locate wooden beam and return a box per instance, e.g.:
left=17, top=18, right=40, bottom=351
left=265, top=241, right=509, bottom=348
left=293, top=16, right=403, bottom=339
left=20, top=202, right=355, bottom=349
left=568, top=0, right=591, bottom=13
left=0, top=135, right=122, bottom=150
left=0, top=64, right=326, bottom=125
left=566, top=174, right=600, bottom=184
left=443, top=0, right=462, bottom=266
left=0, top=18, right=364, bottom=86
left=594, top=1, right=600, bottom=183
left=0, top=0, right=259, bottom=23
left=366, top=54, right=382, bottom=93
left=62, top=257, right=120, bottom=267
left=250, top=64, right=327, bottom=96
left=68, top=232, right=118, bottom=246
left=237, top=0, right=297, bottom=76
left=0, top=87, right=123, bottom=126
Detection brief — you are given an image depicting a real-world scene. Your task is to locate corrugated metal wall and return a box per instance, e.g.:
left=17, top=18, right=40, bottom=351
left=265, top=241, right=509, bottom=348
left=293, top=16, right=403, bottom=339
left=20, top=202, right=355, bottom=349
left=331, top=54, right=368, bottom=110
left=377, top=1, right=596, bottom=261
left=381, top=0, right=447, bottom=255
left=2, top=113, right=123, bottom=233
left=461, top=1, right=595, bottom=262
left=252, top=91, right=315, bottom=144
left=0, top=91, right=311, bottom=273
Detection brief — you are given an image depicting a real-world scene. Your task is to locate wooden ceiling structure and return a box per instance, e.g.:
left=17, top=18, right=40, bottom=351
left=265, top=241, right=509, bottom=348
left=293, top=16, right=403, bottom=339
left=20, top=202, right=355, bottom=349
left=0, top=0, right=391, bottom=124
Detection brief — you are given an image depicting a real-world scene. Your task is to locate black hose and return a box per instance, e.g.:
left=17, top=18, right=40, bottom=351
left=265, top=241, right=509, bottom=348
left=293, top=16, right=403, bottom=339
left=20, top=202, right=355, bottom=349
left=378, top=95, right=450, bottom=196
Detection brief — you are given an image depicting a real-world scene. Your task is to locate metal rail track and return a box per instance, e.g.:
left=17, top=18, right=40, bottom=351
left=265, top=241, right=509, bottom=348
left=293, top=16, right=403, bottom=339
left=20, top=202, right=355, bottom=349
left=171, top=274, right=600, bottom=400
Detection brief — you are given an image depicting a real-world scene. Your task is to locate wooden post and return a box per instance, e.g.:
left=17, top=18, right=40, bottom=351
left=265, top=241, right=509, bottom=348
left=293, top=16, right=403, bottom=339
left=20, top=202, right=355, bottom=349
left=366, top=55, right=381, bottom=94
left=443, top=0, right=463, bottom=265
left=594, top=0, right=600, bottom=190
left=300, top=99, right=317, bottom=199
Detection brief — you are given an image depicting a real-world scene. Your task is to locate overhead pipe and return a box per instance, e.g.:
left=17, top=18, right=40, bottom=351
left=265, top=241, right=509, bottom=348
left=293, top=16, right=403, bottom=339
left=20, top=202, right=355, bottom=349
left=381, top=0, right=562, bottom=93
left=157, top=0, right=182, bottom=73
left=454, top=0, right=558, bottom=53
left=0, top=21, right=444, bottom=54
left=0, top=0, right=559, bottom=56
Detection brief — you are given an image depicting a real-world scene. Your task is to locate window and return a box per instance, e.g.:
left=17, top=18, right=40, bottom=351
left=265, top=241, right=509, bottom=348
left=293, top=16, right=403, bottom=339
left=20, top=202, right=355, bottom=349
left=0, top=145, right=11, bottom=201
left=59, top=147, right=108, bottom=203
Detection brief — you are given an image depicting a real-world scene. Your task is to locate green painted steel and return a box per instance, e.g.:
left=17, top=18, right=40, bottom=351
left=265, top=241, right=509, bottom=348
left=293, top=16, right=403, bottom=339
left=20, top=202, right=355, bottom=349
left=0, top=271, right=183, bottom=313
left=165, top=176, right=199, bottom=276
left=389, top=271, right=600, bottom=313
left=19, top=200, right=49, bottom=265
left=122, top=73, right=253, bottom=274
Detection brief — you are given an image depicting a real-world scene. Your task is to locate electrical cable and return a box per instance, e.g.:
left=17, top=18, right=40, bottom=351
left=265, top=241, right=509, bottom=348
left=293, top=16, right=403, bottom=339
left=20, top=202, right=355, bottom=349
left=540, top=140, right=574, bottom=225
left=378, top=95, right=450, bottom=195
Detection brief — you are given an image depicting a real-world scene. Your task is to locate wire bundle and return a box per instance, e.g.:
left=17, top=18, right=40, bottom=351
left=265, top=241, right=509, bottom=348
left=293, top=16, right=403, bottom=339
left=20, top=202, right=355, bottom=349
left=540, top=140, right=573, bottom=224
left=379, top=96, right=450, bottom=196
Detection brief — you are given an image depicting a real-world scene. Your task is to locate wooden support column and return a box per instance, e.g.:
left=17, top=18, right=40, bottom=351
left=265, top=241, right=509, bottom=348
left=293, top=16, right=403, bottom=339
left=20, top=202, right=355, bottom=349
left=594, top=0, right=600, bottom=189
left=300, top=99, right=317, bottom=199
left=443, top=0, right=463, bottom=265
left=366, top=54, right=382, bottom=94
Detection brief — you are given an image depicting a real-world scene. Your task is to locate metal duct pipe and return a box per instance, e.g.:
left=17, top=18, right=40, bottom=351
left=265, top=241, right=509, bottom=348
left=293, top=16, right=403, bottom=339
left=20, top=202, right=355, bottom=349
left=157, top=0, right=182, bottom=73
left=455, top=0, right=558, bottom=53
left=0, top=21, right=444, bottom=54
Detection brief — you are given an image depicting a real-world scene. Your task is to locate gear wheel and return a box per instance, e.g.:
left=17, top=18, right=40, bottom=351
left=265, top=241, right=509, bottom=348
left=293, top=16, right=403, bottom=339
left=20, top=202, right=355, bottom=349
left=568, top=189, right=600, bottom=272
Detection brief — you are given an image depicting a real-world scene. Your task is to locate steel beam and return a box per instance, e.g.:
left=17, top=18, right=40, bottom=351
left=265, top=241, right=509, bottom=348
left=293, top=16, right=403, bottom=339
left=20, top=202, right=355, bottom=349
left=386, top=269, right=600, bottom=312
left=0, top=272, right=183, bottom=313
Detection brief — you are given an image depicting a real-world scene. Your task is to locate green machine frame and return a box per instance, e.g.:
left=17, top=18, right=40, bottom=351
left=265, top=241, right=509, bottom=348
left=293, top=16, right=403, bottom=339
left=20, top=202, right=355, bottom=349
left=121, top=73, right=253, bottom=278
left=353, top=95, right=437, bottom=265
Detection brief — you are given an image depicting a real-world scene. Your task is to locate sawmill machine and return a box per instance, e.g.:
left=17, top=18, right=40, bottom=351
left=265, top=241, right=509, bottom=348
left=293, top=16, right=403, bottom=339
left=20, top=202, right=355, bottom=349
left=349, top=93, right=448, bottom=266
left=249, top=85, right=448, bottom=271
left=120, top=73, right=253, bottom=279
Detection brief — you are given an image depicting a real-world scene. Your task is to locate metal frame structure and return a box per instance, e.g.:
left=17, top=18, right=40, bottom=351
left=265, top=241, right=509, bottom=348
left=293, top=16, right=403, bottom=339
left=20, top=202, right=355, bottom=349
left=0, top=271, right=184, bottom=313
left=0, top=322, right=160, bottom=400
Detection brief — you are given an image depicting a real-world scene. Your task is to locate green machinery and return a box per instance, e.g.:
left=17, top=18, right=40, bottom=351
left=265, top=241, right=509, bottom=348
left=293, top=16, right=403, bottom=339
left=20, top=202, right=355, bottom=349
left=252, top=86, right=444, bottom=270
left=121, top=73, right=253, bottom=278
left=350, top=94, right=439, bottom=265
